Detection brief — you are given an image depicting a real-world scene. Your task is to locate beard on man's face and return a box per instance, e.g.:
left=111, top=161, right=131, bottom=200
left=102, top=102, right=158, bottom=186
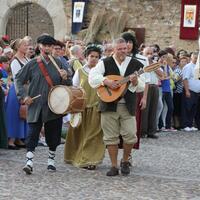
left=39, top=44, right=52, bottom=55
left=40, top=48, right=51, bottom=55
left=118, top=53, right=126, bottom=61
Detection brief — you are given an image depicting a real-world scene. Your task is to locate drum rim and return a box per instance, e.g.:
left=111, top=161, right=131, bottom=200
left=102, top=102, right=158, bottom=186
left=48, top=85, right=71, bottom=115
left=48, top=85, right=86, bottom=115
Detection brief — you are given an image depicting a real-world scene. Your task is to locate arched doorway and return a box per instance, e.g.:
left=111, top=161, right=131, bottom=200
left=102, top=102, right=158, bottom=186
left=0, top=0, right=68, bottom=41
left=6, top=2, right=54, bottom=42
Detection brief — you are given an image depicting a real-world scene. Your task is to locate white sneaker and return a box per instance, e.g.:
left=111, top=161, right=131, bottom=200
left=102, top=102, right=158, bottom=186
left=191, top=127, right=198, bottom=131
left=183, top=127, right=192, bottom=132
left=160, top=127, right=167, bottom=132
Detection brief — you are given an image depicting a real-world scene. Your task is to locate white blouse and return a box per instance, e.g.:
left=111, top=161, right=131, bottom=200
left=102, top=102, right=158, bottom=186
left=11, top=58, right=29, bottom=79
left=73, top=65, right=90, bottom=87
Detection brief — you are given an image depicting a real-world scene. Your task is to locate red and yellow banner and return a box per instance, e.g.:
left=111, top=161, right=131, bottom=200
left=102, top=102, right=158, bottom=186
left=180, top=0, right=199, bottom=40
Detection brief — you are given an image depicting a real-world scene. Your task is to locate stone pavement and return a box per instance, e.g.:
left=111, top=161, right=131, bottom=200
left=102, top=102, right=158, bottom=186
left=0, top=131, right=200, bottom=200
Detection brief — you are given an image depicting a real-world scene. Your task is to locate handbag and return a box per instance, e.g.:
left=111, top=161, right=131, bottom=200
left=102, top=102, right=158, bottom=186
left=19, top=104, right=27, bottom=120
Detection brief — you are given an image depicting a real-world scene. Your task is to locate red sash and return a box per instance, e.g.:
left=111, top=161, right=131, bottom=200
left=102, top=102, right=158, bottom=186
left=37, top=57, right=53, bottom=87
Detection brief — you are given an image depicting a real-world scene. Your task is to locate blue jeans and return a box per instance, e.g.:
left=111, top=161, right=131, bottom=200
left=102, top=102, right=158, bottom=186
left=162, top=92, right=174, bottom=129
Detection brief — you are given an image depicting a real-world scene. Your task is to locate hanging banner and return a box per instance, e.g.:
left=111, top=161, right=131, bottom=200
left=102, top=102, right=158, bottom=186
left=180, top=0, right=199, bottom=40
left=73, top=2, right=85, bottom=23
left=183, top=5, right=196, bottom=28
left=72, top=0, right=88, bottom=34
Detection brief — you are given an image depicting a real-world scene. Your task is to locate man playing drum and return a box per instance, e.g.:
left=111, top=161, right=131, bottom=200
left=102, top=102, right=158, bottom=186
left=15, top=34, right=71, bottom=174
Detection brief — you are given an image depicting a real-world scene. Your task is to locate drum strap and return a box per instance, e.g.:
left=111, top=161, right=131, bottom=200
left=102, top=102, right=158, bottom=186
left=37, top=57, right=53, bottom=87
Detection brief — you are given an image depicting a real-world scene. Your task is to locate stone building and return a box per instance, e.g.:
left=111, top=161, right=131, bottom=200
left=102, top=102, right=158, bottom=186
left=0, top=0, right=199, bottom=51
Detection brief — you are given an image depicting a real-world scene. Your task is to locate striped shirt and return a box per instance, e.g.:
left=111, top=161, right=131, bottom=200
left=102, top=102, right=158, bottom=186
left=173, top=66, right=183, bottom=93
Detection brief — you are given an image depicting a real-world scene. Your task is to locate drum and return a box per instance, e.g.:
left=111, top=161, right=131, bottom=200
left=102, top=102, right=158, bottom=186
left=48, top=85, right=86, bottom=115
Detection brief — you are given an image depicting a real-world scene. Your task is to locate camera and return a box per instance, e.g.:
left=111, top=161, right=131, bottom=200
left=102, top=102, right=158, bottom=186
left=152, top=55, right=159, bottom=62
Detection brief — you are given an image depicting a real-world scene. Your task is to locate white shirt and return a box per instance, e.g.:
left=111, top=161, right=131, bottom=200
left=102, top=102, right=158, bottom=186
left=11, top=58, right=29, bottom=79
left=183, top=62, right=200, bottom=93
left=147, top=71, right=159, bottom=85
left=135, top=53, right=149, bottom=67
left=134, top=53, right=151, bottom=84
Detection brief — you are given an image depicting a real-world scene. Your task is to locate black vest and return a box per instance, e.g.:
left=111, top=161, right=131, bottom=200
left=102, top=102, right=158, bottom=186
left=99, top=56, right=143, bottom=116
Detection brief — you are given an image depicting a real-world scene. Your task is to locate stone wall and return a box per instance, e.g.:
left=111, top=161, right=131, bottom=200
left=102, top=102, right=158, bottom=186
left=6, top=3, right=54, bottom=42
left=64, top=0, right=199, bottom=52
left=1, top=0, right=199, bottom=52
left=28, top=3, right=54, bottom=41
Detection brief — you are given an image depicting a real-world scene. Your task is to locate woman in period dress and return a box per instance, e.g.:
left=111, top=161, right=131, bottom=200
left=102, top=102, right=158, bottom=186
left=64, top=45, right=105, bottom=170
left=6, top=38, right=29, bottom=149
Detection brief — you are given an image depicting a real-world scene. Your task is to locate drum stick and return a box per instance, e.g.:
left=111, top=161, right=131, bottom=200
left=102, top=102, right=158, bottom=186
left=31, top=94, right=41, bottom=101
left=48, top=55, right=61, bottom=72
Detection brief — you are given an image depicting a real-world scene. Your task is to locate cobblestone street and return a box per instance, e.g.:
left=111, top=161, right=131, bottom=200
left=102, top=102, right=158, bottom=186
left=0, top=131, right=200, bottom=200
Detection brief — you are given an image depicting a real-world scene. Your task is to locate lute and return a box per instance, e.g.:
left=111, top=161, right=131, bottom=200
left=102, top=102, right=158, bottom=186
left=97, top=62, right=161, bottom=102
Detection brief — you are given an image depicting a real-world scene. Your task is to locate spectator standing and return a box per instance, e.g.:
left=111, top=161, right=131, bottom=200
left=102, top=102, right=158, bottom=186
left=182, top=52, right=199, bottom=131
left=6, top=38, right=29, bottom=149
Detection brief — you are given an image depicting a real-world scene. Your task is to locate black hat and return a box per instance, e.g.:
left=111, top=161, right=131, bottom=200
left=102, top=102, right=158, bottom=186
left=37, top=35, right=56, bottom=45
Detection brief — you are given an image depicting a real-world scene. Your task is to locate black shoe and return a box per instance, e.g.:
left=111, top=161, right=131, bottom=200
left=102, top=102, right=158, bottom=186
left=106, top=167, right=119, bottom=176
left=8, top=145, right=20, bottom=150
left=82, top=165, right=96, bottom=170
left=121, top=161, right=130, bottom=175
left=47, top=165, right=56, bottom=172
left=120, top=156, right=132, bottom=167
left=14, top=144, right=26, bottom=148
left=147, top=135, right=158, bottom=139
left=23, top=165, right=33, bottom=175
left=14, top=142, right=26, bottom=148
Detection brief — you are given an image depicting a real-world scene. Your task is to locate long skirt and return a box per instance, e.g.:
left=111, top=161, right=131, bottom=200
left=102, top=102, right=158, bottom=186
left=0, top=89, right=8, bottom=148
left=133, top=92, right=143, bottom=149
left=64, top=106, right=105, bottom=168
left=5, top=84, right=28, bottom=139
